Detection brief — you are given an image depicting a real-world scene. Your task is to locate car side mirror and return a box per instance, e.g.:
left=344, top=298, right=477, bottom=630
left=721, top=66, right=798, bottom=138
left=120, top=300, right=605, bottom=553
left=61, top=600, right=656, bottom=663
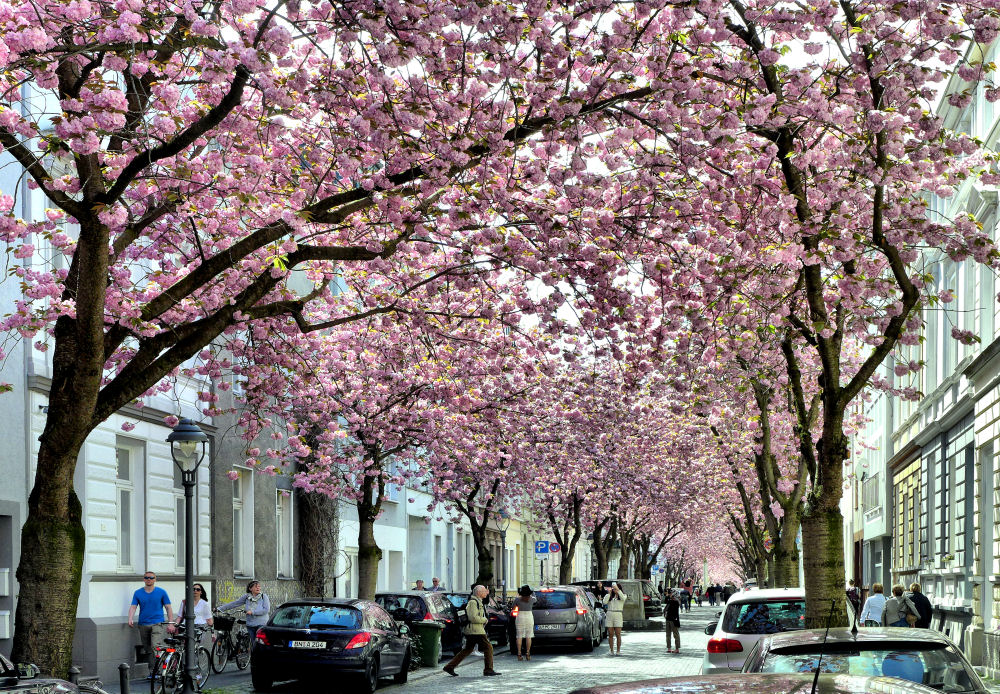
left=392, top=608, right=410, bottom=622
left=16, top=664, right=40, bottom=680
left=704, top=623, right=717, bottom=635
left=398, top=624, right=410, bottom=636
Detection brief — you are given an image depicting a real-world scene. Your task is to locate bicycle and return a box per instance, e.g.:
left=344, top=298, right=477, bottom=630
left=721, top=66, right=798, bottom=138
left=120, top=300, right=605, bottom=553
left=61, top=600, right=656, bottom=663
left=150, top=623, right=212, bottom=694
left=210, top=611, right=252, bottom=673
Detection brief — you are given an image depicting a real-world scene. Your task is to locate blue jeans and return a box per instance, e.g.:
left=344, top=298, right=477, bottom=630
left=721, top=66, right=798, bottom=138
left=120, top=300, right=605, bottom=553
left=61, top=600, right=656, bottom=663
left=891, top=618, right=908, bottom=627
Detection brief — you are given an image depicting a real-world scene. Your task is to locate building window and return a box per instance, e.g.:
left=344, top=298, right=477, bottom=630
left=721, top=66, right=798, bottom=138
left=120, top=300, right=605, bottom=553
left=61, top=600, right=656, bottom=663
left=893, top=458, right=920, bottom=570
left=276, top=491, right=294, bottom=578
left=115, top=443, right=136, bottom=569
left=862, top=473, right=880, bottom=513
left=233, top=470, right=253, bottom=576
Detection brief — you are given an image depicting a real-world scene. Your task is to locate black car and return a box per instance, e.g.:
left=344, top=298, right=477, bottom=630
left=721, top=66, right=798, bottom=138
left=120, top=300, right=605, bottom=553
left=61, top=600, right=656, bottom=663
left=250, top=598, right=410, bottom=693
left=571, top=579, right=662, bottom=618
left=442, top=592, right=511, bottom=646
left=374, top=590, right=463, bottom=653
left=0, top=656, right=78, bottom=694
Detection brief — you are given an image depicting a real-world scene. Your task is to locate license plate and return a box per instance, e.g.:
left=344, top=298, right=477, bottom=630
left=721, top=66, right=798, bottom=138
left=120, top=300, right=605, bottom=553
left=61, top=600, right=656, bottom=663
left=535, top=624, right=560, bottom=631
left=290, top=640, right=326, bottom=649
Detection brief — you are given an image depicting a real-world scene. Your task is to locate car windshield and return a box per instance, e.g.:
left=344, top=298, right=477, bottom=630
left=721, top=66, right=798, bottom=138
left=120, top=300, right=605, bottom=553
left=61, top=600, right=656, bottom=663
left=271, top=605, right=361, bottom=630
left=428, top=594, right=452, bottom=616
left=725, top=600, right=805, bottom=634
left=377, top=595, right=426, bottom=618
left=535, top=591, right=575, bottom=609
left=761, top=643, right=978, bottom=693
left=444, top=594, right=469, bottom=608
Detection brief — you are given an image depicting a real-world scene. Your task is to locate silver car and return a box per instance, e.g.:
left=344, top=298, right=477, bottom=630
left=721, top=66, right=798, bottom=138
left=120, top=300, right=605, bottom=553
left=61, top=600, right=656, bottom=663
left=525, top=586, right=602, bottom=651
left=568, top=673, right=941, bottom=694
left=742, top=627, right=987, bottom=692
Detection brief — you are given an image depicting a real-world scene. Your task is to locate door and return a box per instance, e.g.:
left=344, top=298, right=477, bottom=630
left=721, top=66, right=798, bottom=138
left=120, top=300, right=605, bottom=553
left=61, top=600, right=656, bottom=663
left=368, top=606, right=404, bottom=673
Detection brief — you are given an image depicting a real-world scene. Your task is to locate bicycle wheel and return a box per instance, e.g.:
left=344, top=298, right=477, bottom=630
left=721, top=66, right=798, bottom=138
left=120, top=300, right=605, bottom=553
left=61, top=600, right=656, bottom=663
left=165, top=652, right=183, bottom=694
left=149, top=654, right=163, bottom=694
left=235, top=630, right=252, bottom=670
left=210, top=636, right=229, bottom=674
left=195, top=647, right=212, bottom=689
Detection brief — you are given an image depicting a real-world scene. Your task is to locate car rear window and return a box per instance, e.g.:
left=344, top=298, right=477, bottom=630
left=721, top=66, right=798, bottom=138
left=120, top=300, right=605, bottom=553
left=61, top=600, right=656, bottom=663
left=376, top=595, right=427, bottom=618
left=428, top=594, right=453, bottom=617
left=271, top=605, right=361, bottom=630
left=761, top=643, right=975, bottom=692
left=724, top=599, right=805, bottom=634
left=534, top=591, right=575, bottom=609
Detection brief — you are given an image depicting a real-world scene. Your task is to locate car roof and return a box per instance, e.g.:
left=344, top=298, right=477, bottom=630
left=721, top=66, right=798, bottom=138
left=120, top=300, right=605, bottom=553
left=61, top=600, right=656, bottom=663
left=567, top=673, right=940, bottom=694
left=725, top=587, right=805, bottom=604
left=375, top=590, right=434, bottom=597
left=760, top=626, right=957, bottom=648
left=275, top=597, right=366, bottom=607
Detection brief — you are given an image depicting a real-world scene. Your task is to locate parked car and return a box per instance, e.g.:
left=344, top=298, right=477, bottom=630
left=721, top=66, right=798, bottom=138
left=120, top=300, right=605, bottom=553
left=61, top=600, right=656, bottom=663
left=375, top=590, right=463, bottom=653
left=586, top=591, right=607, bottom=635
left=441, top=591, right=511, bottom=646
left=701, top=587, right=856, bottom=674
left=249, top=598, right=410, bottom=694
left=567, top=672, right=941, bottom=694
left=570, top=579, right=662, bottom=618
left=0, top=655, right=78, bottom=694
left=525, top=585, right=602, bottom=651
left=742, top=627, right=988, bottom=692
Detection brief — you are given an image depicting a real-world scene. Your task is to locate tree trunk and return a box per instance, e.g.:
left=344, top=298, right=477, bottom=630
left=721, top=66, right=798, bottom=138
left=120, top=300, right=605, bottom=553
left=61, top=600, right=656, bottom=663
left=592, top=517, right=615, bottom=580
left=616, top=545, right=631, bottom=579
left=356, top=473, right=384, bottom=600
left=298, top=489, right=340, bottom=597
left=474, top=541, right=495, bottom=588
left=772, top=524, right=801, bottom=588
left=801, top=504, right=847, bottom=628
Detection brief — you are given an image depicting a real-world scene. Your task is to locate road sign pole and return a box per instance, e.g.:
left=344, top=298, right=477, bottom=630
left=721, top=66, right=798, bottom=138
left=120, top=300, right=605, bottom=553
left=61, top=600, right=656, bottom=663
left=540, top=558, right=544, bottom=586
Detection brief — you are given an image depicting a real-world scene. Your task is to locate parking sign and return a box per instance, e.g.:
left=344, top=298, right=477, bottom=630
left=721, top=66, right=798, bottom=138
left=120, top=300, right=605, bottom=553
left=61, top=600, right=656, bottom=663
left=534, top=540, right=550, bottom=555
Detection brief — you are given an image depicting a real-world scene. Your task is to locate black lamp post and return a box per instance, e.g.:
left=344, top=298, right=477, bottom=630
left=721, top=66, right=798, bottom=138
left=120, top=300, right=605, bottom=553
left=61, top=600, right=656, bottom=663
left=497, top=510, right=511, bottom=601
left=167, top=418, right=209, bottom=694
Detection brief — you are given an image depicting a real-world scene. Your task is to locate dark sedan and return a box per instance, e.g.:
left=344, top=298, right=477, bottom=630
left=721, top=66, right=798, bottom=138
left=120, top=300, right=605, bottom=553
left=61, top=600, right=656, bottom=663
left=741, top=627, right=987, bottom=693
left=250, top=598, right=410, bottom=693
left=0, top=655, right=78, bottom=694
left=442, top=592, right=511, bottom=646
left=375, top=590, right=463, bottom=653
left=568, top=673, right=941, bottom=694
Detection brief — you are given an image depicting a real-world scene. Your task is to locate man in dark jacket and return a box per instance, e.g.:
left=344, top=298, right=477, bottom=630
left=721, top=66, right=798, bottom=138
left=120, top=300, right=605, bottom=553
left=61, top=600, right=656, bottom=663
left=907, top=582, right=933, bottom=628
left=663, top=591, right=681, bottom=653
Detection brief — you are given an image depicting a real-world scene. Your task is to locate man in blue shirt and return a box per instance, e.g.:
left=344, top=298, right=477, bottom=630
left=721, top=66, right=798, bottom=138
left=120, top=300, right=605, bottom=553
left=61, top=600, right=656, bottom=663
left=127, top=571, right=173, bottom=673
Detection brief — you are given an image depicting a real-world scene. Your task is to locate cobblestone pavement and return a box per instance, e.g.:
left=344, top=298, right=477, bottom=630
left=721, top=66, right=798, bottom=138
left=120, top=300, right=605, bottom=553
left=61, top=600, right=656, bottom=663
left=380, top=606, right=713, bottom=694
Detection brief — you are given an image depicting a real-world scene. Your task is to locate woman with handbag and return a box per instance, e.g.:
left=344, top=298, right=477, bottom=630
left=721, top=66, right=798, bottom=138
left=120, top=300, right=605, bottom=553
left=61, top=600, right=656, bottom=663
left=881, top=584, right=919, bottom=627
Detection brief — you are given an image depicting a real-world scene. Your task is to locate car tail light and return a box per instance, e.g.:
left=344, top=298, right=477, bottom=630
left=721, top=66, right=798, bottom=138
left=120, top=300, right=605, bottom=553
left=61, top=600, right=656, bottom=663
left=643, top=595, right=650, bottom=601
left=424, top=612, right=433, bottom=621
left=255, top=630, right=271, bottom=647
left=445, top=618, right=453, bottom=623
left=707, top=637, right=743, bottom=654
left=345, top=632, right=372, bottom=649
left=576, top=597, right=588, bottom=615
left=511, top=606, right=519, bottom=618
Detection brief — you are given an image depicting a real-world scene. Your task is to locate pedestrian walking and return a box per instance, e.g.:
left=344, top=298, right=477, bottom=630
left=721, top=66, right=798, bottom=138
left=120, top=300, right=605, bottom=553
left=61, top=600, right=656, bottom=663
left=127, top=571, right=173, bottom=674
left=681, top=580, right=692, bottom=612
left=859, top=582, right=886, bottom=626
left=169, top=583, right=213, bottom=650
left=706, top=583, right=715, bottom=606
left=512, top=585, right=537, bottom=661
left=663, top=590, right=681, bottom=653
left=602, top=582, right=627, bottom=656
left=443, top=585, right=501, bottom=677
left=218, top=580, right=271, bottom=635
left=694, top=585, right=703, bottom=606
left=881, top=584, right=919, bottom=627
left=846, top=579, right=861, bottom=617
left=430, top=577, right=446, bottom=592
left=715, top=582, right=724, bottom=604
left=907, top=583, right=932, bottom=628
left=722, top=581, right=735, bottom=602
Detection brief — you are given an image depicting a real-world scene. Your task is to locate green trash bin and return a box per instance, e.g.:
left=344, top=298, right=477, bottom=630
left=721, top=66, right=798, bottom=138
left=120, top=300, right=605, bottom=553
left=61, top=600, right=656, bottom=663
left=412, top=620, right=444, bottom=667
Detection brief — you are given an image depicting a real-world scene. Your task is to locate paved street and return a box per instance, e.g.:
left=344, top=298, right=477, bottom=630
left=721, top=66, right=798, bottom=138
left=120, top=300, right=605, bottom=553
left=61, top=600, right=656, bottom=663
left=380, top=606, right=712, bottom=693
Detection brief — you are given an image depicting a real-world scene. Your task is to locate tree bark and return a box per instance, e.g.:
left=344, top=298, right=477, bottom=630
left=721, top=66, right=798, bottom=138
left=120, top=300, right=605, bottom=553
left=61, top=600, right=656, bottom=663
left=356, top=473, right=383, bottom=600
left=298, top=489, right=340, bottom=597
left=592, top=517, right=616, bottom=580
left=551, top=496, right=583, bottom=584
left=771, top=520, right=801, bottom=588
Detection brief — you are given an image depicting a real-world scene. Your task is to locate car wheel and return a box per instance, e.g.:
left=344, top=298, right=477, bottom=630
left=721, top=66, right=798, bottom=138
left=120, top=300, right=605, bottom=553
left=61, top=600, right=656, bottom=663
left=393, top=650, right=410, bottom=684
left=360, top=655, right=378, bottom=693
left=578, top=630, right=594, bottom=652
left=250, top=666, right=273, bottom=692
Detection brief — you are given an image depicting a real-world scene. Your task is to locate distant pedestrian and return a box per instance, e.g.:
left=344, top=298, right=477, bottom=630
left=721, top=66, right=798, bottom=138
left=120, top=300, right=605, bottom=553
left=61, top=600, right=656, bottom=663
left=906, top=583, right=932, bottom=628
left=881, top=584, right=919, bottom=628
left=694, top=585, right=703, bottom=606
left=430, top=577, right=446, bottom=592
left=859, top=582, right=886, bottom=626
left=846, top=579, right=861, bottom=617
left=722, top=582, right=735, bottom=602
left=706, top=583, right=716, bottom=606
left=715, top=582, right=724, bottom=604
left=663, top=591, right=681, bottom=653
left=414, top=579, right=426, bottom=590
left=219, top=580, right=271, bottom=632
left=681, top=580, right=692, bottom=612
left=512, top=585, right=537, bottom=660
left=602, top=582, right=627, bottom=656
left=443, top=585, right=501, bottom=677
left=127, top=571, right=173, bottom=674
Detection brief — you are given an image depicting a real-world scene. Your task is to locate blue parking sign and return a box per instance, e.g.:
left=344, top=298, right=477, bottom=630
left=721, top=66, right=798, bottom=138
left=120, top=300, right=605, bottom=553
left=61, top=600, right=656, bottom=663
left=534, top=540, right=550, bottom=555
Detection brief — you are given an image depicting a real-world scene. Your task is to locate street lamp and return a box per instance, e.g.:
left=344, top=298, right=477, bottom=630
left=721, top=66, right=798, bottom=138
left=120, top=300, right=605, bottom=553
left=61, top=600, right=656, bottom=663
left=167, top=418, right=209, bottom=694
left=497, top=510, right=511, bottom=601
